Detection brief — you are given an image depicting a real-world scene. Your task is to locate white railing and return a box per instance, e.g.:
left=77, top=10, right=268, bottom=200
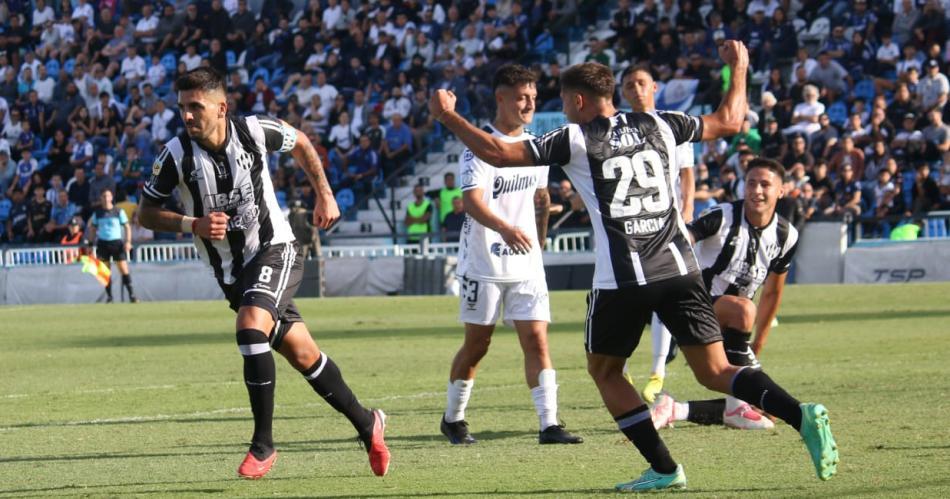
left=4, top=245, right=84, bottom=267
left=2, top=232, right=593, bottom=267
left=549, top=231, right=592, bottom=252
left=135, top=242, right=200, bottom=263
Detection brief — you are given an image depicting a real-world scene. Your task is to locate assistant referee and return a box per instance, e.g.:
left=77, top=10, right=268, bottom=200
left=88, top=189, right=138, bottom=303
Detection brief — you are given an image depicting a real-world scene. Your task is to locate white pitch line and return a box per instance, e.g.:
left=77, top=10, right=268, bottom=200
left=0, top=383, right=524, bottom=431
left=1, top=382, right=242, bottom=400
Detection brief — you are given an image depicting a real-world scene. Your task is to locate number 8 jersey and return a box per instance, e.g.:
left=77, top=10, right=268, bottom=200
left=526, top=111, right=703, bottom=289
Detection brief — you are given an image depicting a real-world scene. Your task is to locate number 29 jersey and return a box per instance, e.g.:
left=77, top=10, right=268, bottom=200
left=526, top=111, right=703, bottom=289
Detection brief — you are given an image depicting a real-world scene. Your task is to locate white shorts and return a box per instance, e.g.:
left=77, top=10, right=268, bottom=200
left=458, top=275, right=551, bottom=326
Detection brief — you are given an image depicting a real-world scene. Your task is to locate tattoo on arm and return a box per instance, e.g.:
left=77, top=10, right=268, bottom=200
left=138, top=198, right=187, bottom=233
left=292, top=132, right=334, bottom=202
left=535, top=188, right=551, bottom=247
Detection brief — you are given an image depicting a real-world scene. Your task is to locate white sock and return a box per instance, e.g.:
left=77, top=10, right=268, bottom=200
left=531, top=368, right=559, bottom=430
left=725, top=395, right=744, bottom=414
left=445, top=379, right=474, bottom=423
left=650, top=314, right=671, bottom=378
left=674, top=402, right=689, bottom=422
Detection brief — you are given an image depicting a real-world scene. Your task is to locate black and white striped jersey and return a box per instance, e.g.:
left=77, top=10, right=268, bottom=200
left=688, top=201, right=798, bottom=299
left=526, top=111, right=703, bottom=289
left=143, top=115, right=297, bottom=285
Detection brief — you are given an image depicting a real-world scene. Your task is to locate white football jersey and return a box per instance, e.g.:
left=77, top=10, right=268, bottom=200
left=456, top=125, right=549, bottom=282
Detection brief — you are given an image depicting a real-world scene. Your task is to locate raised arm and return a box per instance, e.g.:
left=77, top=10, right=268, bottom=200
left=430, top=90, right=538, bottom=167
left=701, top=40, right=750, bottom=140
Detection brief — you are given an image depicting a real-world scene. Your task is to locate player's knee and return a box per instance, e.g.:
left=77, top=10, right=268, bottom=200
left=520, top=329, right=549, bottom=355
left=585, top=358, right=615, bottom=383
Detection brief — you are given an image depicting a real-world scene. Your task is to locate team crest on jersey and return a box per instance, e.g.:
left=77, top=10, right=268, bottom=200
left=151, top=158, right=162, bottom=177
left=236, top=150, right=254, bottom=170
left=188, top=168, right=204, bottom=183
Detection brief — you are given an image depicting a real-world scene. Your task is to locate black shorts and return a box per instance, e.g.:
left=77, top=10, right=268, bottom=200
left=96, top=240, right=127, bottom=262
left=219, top=242, right=304, bottom=326
left=584, top=273, right=722, bottom=357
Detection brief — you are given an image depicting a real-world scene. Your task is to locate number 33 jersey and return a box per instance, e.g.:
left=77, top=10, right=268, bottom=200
left=526, top=111, right=703, bottom=289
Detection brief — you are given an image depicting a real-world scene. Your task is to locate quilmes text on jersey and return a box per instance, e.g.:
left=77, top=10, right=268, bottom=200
left=492, top=173, right=539, bottom=199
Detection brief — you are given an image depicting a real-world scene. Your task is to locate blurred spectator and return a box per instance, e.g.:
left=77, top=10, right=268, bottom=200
left=345, top=134, right=379, bottom=200
left=46, top=189, right=79, bottom=241
left=919, top=59, right=950, bottom=112
left=26, top=184, right=52, bottom=242
left=433, top=172, right=462, bottom=224
left=382, top=113, right=413, bottom=177
left=782, top=133, right=814, bottom=170
left=88, top=160, right=116, bottom=212
left=441, top=196, right=466, bottom=243
left=923, top=108, right=950, bottom=161
left=829, top=134, right=866, bottom=179
left=6, top=189, right=27, bottom=243
left=784, top=85, right=824, bottom=136
left=910, top=163, right=941, bottom=215
left=60, top=216, right=85, bottom=246
left=825, top=164, right=862, bottom=219
left=549, top=179, right=588, bottom=228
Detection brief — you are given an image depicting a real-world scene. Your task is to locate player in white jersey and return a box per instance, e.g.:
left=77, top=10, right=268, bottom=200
left=441, top=64, right=583, bottom=446
left=652, top=158, right=799, bottom=431
left=139, top=68, right=389, bottom=480
left=430, top=41, right=837, bottom=491
left=619, top=67, right=696, bottom=403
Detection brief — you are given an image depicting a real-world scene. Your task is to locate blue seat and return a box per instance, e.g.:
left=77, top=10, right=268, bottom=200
left=925, top=218, right=948, bottom=238
left=250, top=67, right=270, bottom=85
left=63, top=58, right=75, bottom=75
left=270, top=66, right=285, bottom=85
left=226, top=50, right=237, bottom=68
left=45, top=59, right=60, bottom=79
left=826, top=101, right=848, bottom=127
left=161, top=53, right=177, bottom=74
left=853, top=79, right=875, bottom=102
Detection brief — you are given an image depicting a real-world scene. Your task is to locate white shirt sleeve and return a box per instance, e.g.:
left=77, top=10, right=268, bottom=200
left=459, top=148, right=491, bottom=192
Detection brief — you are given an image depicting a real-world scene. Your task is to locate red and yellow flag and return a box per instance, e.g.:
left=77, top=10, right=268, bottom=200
left=79, top=255, right=112, bottom=286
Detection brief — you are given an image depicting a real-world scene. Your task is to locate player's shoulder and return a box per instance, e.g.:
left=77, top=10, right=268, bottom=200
left=774, top=212, right=799, bottom=243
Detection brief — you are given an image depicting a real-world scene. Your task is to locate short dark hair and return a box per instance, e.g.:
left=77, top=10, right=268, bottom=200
left=747, top=157, right=786, bottom=179
left=560, top=62, right=615, bottom=99
left=175, top=67, right=226, bottom=93
left=492, top=63, right=537, bottom=91
left=620, top=65, right=655, bottom=84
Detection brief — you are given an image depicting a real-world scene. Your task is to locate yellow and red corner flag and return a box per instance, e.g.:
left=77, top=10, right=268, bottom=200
left=79, top=254, right=112, bottom=286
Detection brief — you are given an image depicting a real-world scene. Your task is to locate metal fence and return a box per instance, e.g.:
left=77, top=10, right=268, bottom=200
left=1, top=231, right=595, bottom=268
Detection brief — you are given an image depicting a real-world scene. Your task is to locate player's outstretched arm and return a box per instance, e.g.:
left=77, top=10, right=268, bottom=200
left=138, top=198, right=230, bottom=240
left=680, top=167, right=696, bottom=222
left=701, top=40, right=749, bottom=140
left=752, top=272, right=787, bottom=355
left=289, top=127, right=340, bottom=229
left=430, top=90, right=538, bottom=167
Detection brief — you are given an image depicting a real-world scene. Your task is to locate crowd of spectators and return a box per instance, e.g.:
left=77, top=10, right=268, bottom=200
left=596, top=0, right=950, bottom=237
left=0, top=0, right=571, bottom=244
left=2, top=0, right=950, bottom=246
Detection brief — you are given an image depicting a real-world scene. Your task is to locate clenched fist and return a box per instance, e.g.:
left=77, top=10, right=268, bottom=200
left=718, top=40, right=749, bottom=73
left=429, top=89, right=457, bottom=121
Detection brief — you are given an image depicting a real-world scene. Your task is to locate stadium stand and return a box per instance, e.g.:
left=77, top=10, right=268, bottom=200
left=2, top=0, right=950, bottom=259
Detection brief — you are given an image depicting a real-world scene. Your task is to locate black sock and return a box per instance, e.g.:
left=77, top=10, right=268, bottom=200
left=686, top=399, right=726, bottom=425
left=731, top=367, right=802, bottom=431
left=105, top=279, right=113, bottom=299
left=302, top=353, right=374, bottom=442
left=615, top=405, right=677, bottom=474
left=121, top=274, right=135, bottom=297
left=722, top=327, right=759, bottom=368
left=236, top=328, right=276, bottom=459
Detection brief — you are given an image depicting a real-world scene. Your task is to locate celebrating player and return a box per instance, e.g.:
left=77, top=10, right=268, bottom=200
left=652, top=158, right=798, bottom=431
left=138, top=68, right=390, bottom=479
left=429, top=41, right=837, bottom=491
left=619, top=67, right=697, bottom=403
left=441, top=64, right=583, bottom=446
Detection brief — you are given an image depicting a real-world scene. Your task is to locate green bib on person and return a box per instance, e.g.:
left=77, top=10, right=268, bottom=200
left=890, top=223, right=920, bottom=241
left=407, top=198, right=432, bottom=238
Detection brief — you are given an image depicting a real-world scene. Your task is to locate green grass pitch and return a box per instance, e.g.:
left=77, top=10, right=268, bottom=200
left=2, top=283, right=949, bottom=497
